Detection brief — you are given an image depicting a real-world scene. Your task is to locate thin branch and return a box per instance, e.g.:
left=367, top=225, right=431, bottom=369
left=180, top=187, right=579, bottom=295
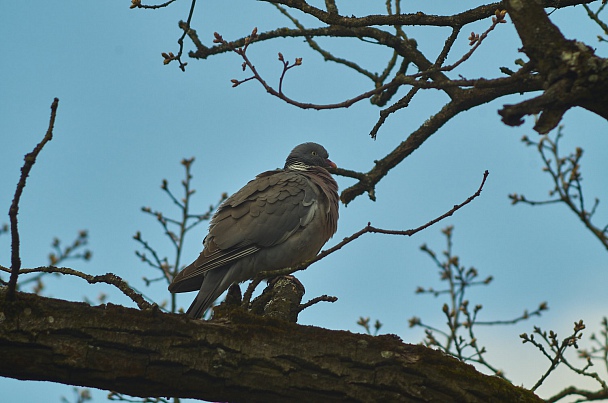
left=273, top=4, right=379, bottom=81
left=7, top=98, right=59, bottom=300
left=1, top=265, right=153, bottom=311
left=130, top=0, right=177, bottom=10
left=434, top=11, right=506, bottom=76
left=221, top=28, right=409, bottom=110
left=475, top=302, right=548, bottom=325
left=159, top=0, right=197, bottom=70
left=370, top=86, right=420, bottom=139
left=297, top=295, right=338, bottom=312
left=17, top=230, right=93, bottom=293
left=521, top=321, right=592, bottom=392
left=435, top=27, right=462, bottom=69
left=216, top=12, right=505, bottom=111
left=583, top=3, right=608, bottom=36
left=546, top=386, right=608, bottom=403
left=205, top=25, right=536, bottom=93
left=512, top=130, right=608, bottom=251
left=134, top=231, right=169, bottom=273
left=134, top=158, right=226, bottom=313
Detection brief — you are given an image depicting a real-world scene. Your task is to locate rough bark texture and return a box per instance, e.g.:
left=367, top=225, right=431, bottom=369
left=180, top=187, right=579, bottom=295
left=500, top=0, right=608, bottom=133
left=0, top=288, right=541, bottom=402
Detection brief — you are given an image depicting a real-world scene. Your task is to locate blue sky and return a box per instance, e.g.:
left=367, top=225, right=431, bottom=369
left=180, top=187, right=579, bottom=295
left=1, top=1, right=607, bottom=401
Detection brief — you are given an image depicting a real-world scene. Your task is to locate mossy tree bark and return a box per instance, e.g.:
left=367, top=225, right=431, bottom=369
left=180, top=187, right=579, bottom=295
left=0, top=288, right=541, bottom=402
left=500, top=0, right=608, bottom=133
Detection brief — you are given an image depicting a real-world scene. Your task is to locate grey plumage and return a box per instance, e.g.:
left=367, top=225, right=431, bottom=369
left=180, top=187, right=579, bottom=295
left=168, top=142, right=339, bottom=319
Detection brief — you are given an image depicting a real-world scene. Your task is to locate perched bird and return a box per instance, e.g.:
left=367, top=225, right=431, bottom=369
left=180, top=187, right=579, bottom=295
left=169, top=142, right=339, bottom=318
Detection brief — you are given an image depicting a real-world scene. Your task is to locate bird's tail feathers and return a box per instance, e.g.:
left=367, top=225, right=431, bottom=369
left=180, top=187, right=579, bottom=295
left=186, top=266, right=232, bottom=319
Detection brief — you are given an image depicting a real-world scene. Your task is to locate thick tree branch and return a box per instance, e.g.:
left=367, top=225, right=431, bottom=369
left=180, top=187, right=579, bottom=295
left=0, top=288, right=542, bottom=402
left=501, top=0, right=608, bottom=133
left=261, top=0, right=593, bottom=28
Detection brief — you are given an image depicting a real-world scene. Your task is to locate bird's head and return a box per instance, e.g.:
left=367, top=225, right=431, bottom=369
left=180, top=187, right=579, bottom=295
left=284, top=142, right=337, bottom=171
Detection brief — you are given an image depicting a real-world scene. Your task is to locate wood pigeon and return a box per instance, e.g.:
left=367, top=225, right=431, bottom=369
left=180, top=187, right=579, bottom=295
left=168, top=142, right=339, bottom=318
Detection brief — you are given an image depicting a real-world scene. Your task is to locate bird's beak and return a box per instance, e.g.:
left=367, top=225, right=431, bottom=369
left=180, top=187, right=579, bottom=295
left=326, top=159, right=337, bottom=169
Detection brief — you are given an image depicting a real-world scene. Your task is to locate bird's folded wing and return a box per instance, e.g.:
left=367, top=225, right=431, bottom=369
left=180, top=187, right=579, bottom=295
left=168, top=243, right=259, bottom=292
left=168, top=170, right=320, bottom=293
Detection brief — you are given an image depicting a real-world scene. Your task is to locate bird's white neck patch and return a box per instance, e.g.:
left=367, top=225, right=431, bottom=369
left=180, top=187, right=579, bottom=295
left=287, top=162, right=310, bottom=171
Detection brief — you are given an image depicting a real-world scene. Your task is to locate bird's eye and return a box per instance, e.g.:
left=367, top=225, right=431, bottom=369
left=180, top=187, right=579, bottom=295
left=311, top=151, right=317, bottom=156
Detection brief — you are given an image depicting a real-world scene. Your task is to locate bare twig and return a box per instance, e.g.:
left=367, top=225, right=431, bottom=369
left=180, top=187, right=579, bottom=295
left=411, top=223, right=546, bottom=378
left=108, top=391, right=171, bottom=402
left=273, top=3, right=380, bottom=82
left=7, top=98, right=59, bottom=300
left=356, top=316, right=383, bottom=336
left=545, top=317, right=608, bottom=401
left=130, top=0, right=177, bottom=10
left=135, top=157, right=226, bottom=313
left=521, top=321, right=592, bottom=392
left=18, top=230, right=93, bottom=294
left=511, top=129, right=608, bottom=251
left=546, top=386, right=608, bottom=403
left=1, top=265, right=153, bottom=311
left=583, top=3, right=608, bottom=37
left=216, top=11, right=506, bottom=111
left=158, top=0, right=197, bottom=70
left=134, top=231, right=171, bottom=276
left=298, top=295, right=338, bottom=312
left=475, top=302, right=548, bottom=325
